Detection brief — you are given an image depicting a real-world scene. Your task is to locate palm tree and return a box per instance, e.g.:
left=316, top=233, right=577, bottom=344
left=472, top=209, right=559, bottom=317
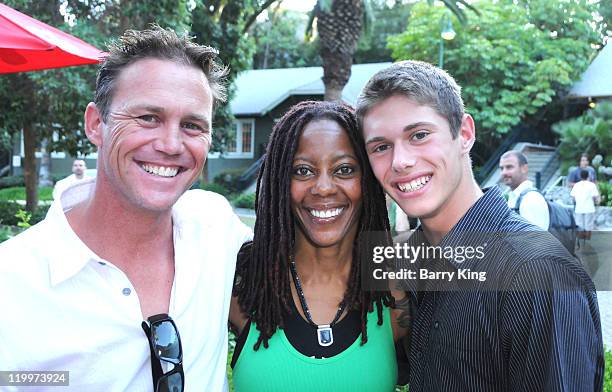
left=309, top=0, right=477, bottom=101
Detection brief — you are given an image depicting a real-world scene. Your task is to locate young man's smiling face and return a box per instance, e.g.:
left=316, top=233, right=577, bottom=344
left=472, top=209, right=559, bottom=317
left=85, top=58, right=213, bottom=213
left=362, top=95, right=472, bottom=222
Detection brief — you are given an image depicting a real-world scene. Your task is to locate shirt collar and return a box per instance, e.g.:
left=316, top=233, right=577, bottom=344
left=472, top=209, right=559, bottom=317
left=511, top=180, right=534, bottom=197
left=46, top=180, right=211, bottom=287
left=413, top=186, right=512, bottom=270
left=47, top=178, right=103, bottom=287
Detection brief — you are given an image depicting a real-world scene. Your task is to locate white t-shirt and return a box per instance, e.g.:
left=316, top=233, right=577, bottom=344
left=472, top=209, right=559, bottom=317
left=507, top=180, right=550, bottom=231
left=571, top=180, right=600, bottom=214
left=0, top=178, right=251, bottom=391
left=52, top=174, right=88, bottom=200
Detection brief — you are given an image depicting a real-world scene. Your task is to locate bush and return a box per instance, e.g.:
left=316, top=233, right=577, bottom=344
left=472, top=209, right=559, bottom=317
left=605, top=347, right=612, bottom=392
left=553, top=102, right=612, bottom=173
left=0, top=201, right=50, bottom=227
left=0, top=201, right=21, bottom=226
left=0, top=175, right=24, bottom=190
left=599, top=182, right=612, bottom=207
left=214, top=168, right=247, bottom=194
left=0, top=225, right=14, bottom=243
left=232, top=193, right=256, bottom=209
left=201, top=182, right=231, bottom=197
left=30, top=204, right=50, bottom=225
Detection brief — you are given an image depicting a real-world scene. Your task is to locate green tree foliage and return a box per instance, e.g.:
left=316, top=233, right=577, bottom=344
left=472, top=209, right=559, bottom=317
left=190, top=0, right=277, bottom=180
left=309, top=0, right=477, bottom=101
left=598, top=0, right=612, bottom=38
left=0, top=0, right=194, bottom=211
left=552, top=101, right=612, bottom=170
left=354, top=0, right=413, bottom=63
left=0, top=0, right=278, bottom=209
left=388, top=0, right=603, bottom=152
left=0, top=1, right=95, bottom=211
left=251, top=8, right=320, bottom=69
left=249, top=0, right=413, bottom=69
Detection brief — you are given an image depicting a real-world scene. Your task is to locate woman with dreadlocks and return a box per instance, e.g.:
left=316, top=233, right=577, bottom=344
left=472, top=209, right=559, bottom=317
left=229, top=101, right=409, bottom=391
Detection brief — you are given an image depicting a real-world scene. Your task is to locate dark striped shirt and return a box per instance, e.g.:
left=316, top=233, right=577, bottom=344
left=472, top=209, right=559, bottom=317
left=399, top=186, right=604, bottom=391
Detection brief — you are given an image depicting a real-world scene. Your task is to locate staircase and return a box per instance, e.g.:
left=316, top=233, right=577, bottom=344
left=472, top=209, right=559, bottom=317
left=482, top=143, right=560, bottom=190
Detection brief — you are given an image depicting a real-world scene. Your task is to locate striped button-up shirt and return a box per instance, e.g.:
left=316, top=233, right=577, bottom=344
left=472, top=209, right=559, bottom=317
left=400, top=186, right=603, bottom=391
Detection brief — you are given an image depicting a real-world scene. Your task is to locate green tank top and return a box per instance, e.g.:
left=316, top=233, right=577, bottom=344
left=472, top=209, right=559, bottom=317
left=232, top=306, right=397, bottom=392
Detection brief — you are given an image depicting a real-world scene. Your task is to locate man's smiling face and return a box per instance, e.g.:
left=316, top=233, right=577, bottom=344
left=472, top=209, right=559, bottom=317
left=362, top=95, right=467, bottom=221
left=87, top=58, right=213, bottom=213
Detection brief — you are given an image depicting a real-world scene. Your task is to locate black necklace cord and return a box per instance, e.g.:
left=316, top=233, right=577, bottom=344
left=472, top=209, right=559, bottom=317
left=289, top=258, right=347, bottom=327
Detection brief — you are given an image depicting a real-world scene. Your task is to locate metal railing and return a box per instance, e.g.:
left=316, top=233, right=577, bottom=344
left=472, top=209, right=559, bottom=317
left=475, top=126, right=528, bottom=185
left=535, top=148, right=560, bottom=190
left=237, top=154, right=265, bottom=190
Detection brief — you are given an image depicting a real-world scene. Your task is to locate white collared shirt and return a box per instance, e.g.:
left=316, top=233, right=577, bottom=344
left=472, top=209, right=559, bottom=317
left=507, top=180, right=550, bottom=230
left=0, top=178, right=251, bottom=391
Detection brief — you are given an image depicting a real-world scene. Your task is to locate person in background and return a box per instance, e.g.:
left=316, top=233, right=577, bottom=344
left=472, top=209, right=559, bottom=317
left=52, top=158, right=88, bottom=200
left=571, top=169, right=601, bottom=241
left=568, top=153, right=597, bottom=187
left=499, top=150, right=549, bottom=230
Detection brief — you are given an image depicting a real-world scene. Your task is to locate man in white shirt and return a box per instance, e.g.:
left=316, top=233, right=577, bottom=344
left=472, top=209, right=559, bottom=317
left=499, top=150, right=550, bottom=230
left=0, top=27, right=250, bottom=392
left=571, top=169, right=601, bottom=240
left=52, top=159, right=87, bottom=200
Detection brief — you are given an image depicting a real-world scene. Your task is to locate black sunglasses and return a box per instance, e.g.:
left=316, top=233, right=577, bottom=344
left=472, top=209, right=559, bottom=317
left=141, top=314, right=184, bottom=392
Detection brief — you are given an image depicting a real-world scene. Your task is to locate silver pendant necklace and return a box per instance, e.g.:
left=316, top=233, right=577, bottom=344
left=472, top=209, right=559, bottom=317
left=289, top=259, right=346, bottom=347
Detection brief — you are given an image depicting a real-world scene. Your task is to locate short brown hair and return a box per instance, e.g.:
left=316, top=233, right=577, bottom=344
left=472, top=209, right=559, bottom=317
left=501, top=150, right=528, bottom=166
left=357, top=60, right=464, bottom=138
left=94, top=25, right=227, bottom=122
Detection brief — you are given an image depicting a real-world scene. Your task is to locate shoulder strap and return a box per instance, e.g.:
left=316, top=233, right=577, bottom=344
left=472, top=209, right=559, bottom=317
left=514, top=187, right=541, bottom=212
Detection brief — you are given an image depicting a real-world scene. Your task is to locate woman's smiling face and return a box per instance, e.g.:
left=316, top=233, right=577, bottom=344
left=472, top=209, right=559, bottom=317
left=290, top=119, right=362, bottom=248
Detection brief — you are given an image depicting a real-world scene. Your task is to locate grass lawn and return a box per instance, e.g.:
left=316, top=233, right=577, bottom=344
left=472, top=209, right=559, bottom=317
left=0, top=186, right=53, bottom=201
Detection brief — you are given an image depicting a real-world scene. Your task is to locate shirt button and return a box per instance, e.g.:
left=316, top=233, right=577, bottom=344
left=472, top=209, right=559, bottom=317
left=122, top=288, right=132, bottom=296
left=434, top=321, right=440, bottom=329
left=416, top=351, right=422, bottom=359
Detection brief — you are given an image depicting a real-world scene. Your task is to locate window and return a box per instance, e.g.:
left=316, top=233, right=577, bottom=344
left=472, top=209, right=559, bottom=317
left=210, top=118, right=255, bottom=159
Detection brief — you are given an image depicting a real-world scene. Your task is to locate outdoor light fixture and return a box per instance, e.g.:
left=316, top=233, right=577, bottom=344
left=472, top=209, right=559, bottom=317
left=439, top=12, right=456, bottom=69
left=441, top=17, right=456, bottom=41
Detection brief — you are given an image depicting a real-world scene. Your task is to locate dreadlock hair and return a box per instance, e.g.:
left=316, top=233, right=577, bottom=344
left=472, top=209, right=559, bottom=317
left=235, top=100, right=394, bottom=350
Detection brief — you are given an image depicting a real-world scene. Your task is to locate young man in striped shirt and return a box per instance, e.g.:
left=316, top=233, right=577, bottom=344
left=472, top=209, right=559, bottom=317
left=357, top=60, right=603, bottom=391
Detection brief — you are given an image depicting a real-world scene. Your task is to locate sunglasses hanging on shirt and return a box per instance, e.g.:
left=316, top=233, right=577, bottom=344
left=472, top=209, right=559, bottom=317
left=141, top=313, right=184, bottom=392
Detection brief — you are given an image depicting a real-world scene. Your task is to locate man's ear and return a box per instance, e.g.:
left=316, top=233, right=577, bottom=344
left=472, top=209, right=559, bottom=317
left=458, top=114, right=476, bottom=155
left=84, top=102, right=104, bottom=147
left=521, top=164, right=529, bottom=175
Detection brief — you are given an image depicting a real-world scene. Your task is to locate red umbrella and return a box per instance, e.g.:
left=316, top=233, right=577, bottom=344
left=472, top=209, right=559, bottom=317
left=0, top=3, right=105, bottom=74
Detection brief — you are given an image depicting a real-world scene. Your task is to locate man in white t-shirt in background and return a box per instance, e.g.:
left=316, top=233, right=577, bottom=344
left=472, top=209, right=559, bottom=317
left=571, top=168, right=601, bottom=240
left=52, top=158, right=87, bottom=200
left=499, top=150, right=550, bottom=230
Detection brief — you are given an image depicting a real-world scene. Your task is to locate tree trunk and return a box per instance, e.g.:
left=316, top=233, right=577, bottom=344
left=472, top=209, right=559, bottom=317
left=23, top=120, right=39, bottom=213
left=38, top=137, right=53, bottom=188
left=316, top=0, right=364, bottom=102
left=321, top=45, right=351, bottom=101
left=323, top=83, right=344, bottom=101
